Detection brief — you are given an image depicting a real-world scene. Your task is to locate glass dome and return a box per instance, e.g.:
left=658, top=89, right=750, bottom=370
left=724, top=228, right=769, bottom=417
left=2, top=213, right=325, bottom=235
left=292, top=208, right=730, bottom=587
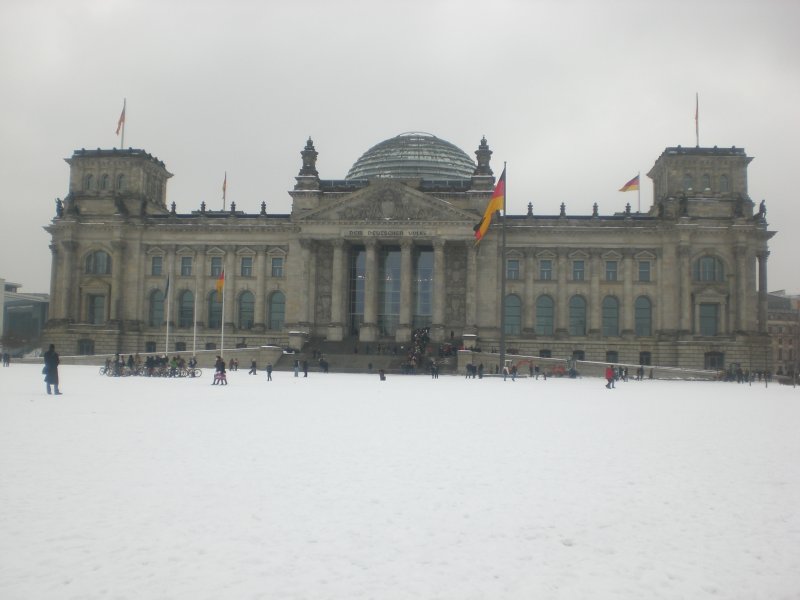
left=346, top=132, right=476, bottom=181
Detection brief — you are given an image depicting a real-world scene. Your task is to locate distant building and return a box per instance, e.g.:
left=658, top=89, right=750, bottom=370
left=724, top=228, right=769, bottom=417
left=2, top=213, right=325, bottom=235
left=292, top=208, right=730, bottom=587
left=767, top=291, right=799, bottom=377
left=43, top=134, right=775, bottom=370
left=1, top=278, right=49, bottom=354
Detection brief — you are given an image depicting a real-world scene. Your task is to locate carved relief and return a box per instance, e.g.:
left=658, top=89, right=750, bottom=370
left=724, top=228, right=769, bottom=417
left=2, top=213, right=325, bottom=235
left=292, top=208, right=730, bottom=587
left=315, top=244, right=333, bottom=323
left=445, top=245, right=467, bottom=324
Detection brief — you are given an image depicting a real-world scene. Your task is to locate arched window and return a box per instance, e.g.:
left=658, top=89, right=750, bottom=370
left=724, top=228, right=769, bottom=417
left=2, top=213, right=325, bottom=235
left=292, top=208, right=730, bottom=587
left=238, top=291, right=255, bottom=329
left=149, top=289, right=165, bottom=327
left=683, top=173, right=693, bottom=191
left=602, top=296, right=619, bottom=336
left=693, top=256, right=725, bottom=282
left=535, top=295, right=554, bottom=336
left=504, top=294, right=521, bottom=336
left=568, top=295, right=586, bottom=336
left=635, top=296, right=652, bottom=336
left=100, top=174, right=109, bottom=190
left=85, top=250, right=111, bottom=274
left=178, top=290, right=194, bottom=328
left=720, top=174, right=729, bottom=192
left=268, top=291, right=285, bottom=330
left=208, top=291, right=222, bottom=329
left=116, top=174, right=125, bottom=191
left=84, top=174, right=94, bottom=190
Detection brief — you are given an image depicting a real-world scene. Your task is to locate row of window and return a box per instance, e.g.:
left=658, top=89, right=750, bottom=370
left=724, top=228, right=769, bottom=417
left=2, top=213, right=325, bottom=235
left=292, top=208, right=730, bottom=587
left=506, top=259, right=652, bottom=282
left=682, top=173, right=730, bottom=192
left=503, top=294, right=722, bottom=337
left=149, top=255, right=284, bottom=278
left=83, top=173, right=125, bottom=191
left=505, top=255, right=725, bottom=283
left=148, top=290, right=285, bottom=330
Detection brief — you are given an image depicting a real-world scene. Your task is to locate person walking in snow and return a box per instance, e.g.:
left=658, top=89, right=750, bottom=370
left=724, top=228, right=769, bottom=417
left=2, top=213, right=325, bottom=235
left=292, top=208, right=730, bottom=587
left=43, top=344, right=61, bottom=395
left=248, top=359, right=257, bottom=375
left=605, top=365, right=616, bottom=389
left=266, top=363, right=272, bottom=381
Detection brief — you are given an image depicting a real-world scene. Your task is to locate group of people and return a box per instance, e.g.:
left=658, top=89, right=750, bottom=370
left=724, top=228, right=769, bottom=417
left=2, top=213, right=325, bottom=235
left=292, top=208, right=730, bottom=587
left=214, top=357, right=273, bottom=384
left=2, top=352, right=10, bottom=367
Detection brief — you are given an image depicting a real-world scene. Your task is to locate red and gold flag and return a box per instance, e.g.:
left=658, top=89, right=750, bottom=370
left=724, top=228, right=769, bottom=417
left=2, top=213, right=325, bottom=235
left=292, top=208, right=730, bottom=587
left=116, top=101, right=126, bottom=135
left=619, top=175, right=639, bottom=192
left=215, top=270, right=225, bottom=295
left=474, top=167, right=506, bottom=243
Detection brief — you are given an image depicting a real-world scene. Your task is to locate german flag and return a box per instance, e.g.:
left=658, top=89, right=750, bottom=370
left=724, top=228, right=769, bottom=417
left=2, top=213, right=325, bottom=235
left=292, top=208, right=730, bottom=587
left=474, top=167, right=506, bottom=243
left=619, top=175, right=639, bottom=192
left=215, top=269, right=225, bottom=295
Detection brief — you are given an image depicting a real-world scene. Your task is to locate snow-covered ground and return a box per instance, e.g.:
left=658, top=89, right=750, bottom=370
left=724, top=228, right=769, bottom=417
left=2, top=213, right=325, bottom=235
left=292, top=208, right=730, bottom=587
left=1, top=364, right=798, bottom=600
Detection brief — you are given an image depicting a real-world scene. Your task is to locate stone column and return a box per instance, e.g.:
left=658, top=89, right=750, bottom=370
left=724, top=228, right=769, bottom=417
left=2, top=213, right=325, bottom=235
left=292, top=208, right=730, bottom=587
left=223, top=247, right=236, bottom=329
left=254, top=246, right=266, bottom=332
left=589, top=251, right=601, bottom=336
left=734, top=244, right=747, bottom=333
left=396, top=239, right=414, bottom=341
left=194, top=248, right=207, bottom=328
left=62, top=242, right=79, bottom=322
left=327, top=239, right=346, bottom=341
left=465, top=241, right=478, bottom=333
left=757, top=251, right=769, bottom=333
left=678, top=244, right=692, bottom=334
left=361, top=239, right=379, bottom=341
left=622, top=251, right=634, bottom=336
left=48, top=243, right=61, bottom=320
left=523, top=248, right=535, bottom=332
left=555, top=249, right=568, bottom=336
left=109, top=241, right=126, bottom=323
left=431, top=239, right=446, bottom=341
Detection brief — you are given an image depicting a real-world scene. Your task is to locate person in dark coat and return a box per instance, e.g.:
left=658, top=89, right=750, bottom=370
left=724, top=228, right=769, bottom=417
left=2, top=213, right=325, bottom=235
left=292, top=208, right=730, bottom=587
left=43, top=344, right=61, bottom=395
left=248, top=359, right=257, bottom=375
left=266, top=363, right=273, bottom=381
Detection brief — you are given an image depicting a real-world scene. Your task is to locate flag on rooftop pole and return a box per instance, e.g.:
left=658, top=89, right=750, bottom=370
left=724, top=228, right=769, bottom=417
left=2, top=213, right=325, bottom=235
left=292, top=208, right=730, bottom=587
left=217, top=269, right=226, bottom=354
left=619, top=175, right=640, bottom=192
left=215, top=269, right=225, bottom=295
left=222, top=172, right=227, bottom=210
left=116, top=99, right=126, bottom=147
left=695, top=92, right=699, bottom=147
left=473, top=166, right=506, bottom=244
left=619, top=173, right=641, bottom=213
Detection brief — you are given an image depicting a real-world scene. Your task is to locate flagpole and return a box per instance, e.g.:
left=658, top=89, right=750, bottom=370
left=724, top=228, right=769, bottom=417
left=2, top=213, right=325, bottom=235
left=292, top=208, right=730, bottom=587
left=192, top=280, right=198, bottom=356
left=637, top=170, right=641, bottom=213
left=695, top=92, right=699, bottom=147
left=220, top=270, right=225, bottom=356
left=164, top=276, right=171, bottom=355
left=121, top=98, right=126, bottom=149
left=499, top=161, right=507, bottom=370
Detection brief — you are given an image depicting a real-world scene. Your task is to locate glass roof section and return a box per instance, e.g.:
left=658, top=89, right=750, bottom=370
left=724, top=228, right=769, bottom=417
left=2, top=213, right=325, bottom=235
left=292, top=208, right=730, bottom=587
left=346, top=132, right=476, bottom=181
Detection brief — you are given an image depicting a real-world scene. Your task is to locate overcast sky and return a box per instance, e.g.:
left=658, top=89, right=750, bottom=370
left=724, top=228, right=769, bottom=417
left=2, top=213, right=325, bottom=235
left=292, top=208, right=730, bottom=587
left=1, top=0, right=798, bottom=294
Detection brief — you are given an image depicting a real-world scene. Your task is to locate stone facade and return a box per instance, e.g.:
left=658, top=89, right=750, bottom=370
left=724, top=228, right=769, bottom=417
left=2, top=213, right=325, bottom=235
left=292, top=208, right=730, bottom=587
left=43, top=138, right=775, bottom=370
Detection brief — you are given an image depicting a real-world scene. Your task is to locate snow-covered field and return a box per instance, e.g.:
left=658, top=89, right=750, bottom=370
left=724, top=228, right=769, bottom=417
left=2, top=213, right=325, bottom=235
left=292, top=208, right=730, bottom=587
left=1, top=364, right=798, bottom=600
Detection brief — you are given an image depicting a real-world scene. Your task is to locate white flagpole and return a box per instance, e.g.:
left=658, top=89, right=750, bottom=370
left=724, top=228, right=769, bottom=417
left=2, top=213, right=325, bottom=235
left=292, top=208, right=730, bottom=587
left=164, top=275, right=171, bottom=355
left=220, top=271, right=225, bottom=355
left=192, top=280, right=198, bottom=356
left=637, top=171, right=641, bottom=213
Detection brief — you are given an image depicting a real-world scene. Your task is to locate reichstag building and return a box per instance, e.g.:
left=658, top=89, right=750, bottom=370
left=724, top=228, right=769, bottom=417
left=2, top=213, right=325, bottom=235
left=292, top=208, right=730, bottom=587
left=44, top=132, right=774, bottom=370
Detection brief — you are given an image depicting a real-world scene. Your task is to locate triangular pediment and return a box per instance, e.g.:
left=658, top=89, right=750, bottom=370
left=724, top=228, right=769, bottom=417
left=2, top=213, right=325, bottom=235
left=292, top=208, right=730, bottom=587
left=297, top=180, right=476, bottom=223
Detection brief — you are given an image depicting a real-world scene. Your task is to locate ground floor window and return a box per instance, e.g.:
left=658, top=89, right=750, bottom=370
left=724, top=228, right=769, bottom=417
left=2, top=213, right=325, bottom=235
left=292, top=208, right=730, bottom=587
left=606, top=350, right=618, bottom=363
left=572, top=350, right=585, bottom=361
left=205, top=342, right=216, bottom=350
left=539, top=349, right=552, bottom=358
left=639, top=351, right=652, bottom=366
left=78, top=339, right=94, bottom=355
left=175, top=341, right=186, bottom=352
left=145, top=341, right=156, bottom=353
left=699, top=303, right=719, bottom=336
left=705, top=351, right=724, bottom=370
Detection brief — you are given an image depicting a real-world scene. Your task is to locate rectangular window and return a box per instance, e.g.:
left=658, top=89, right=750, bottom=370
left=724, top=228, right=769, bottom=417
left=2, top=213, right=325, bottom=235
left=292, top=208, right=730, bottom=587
left=240, top=256, right=253, bottom=277
left=88, top=294, right=106, bottom=325
left=699, top=303, right=719, bottom=336
left=572, top=260, right=585, bottom=281
left=539, top=259, right=552, bottom=281
left=180, top=256, right=193, bottom=276
left=151, top=256, right=163, bottom=276
left=271, top=257, right=284, bottom=277
left=639, top=261, right=651, bottom=282
left=210, top=256, right=223, bottom=277
left=506, top=259, right=520, bottom=280
left=605, top=261, right=618, bottom=281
